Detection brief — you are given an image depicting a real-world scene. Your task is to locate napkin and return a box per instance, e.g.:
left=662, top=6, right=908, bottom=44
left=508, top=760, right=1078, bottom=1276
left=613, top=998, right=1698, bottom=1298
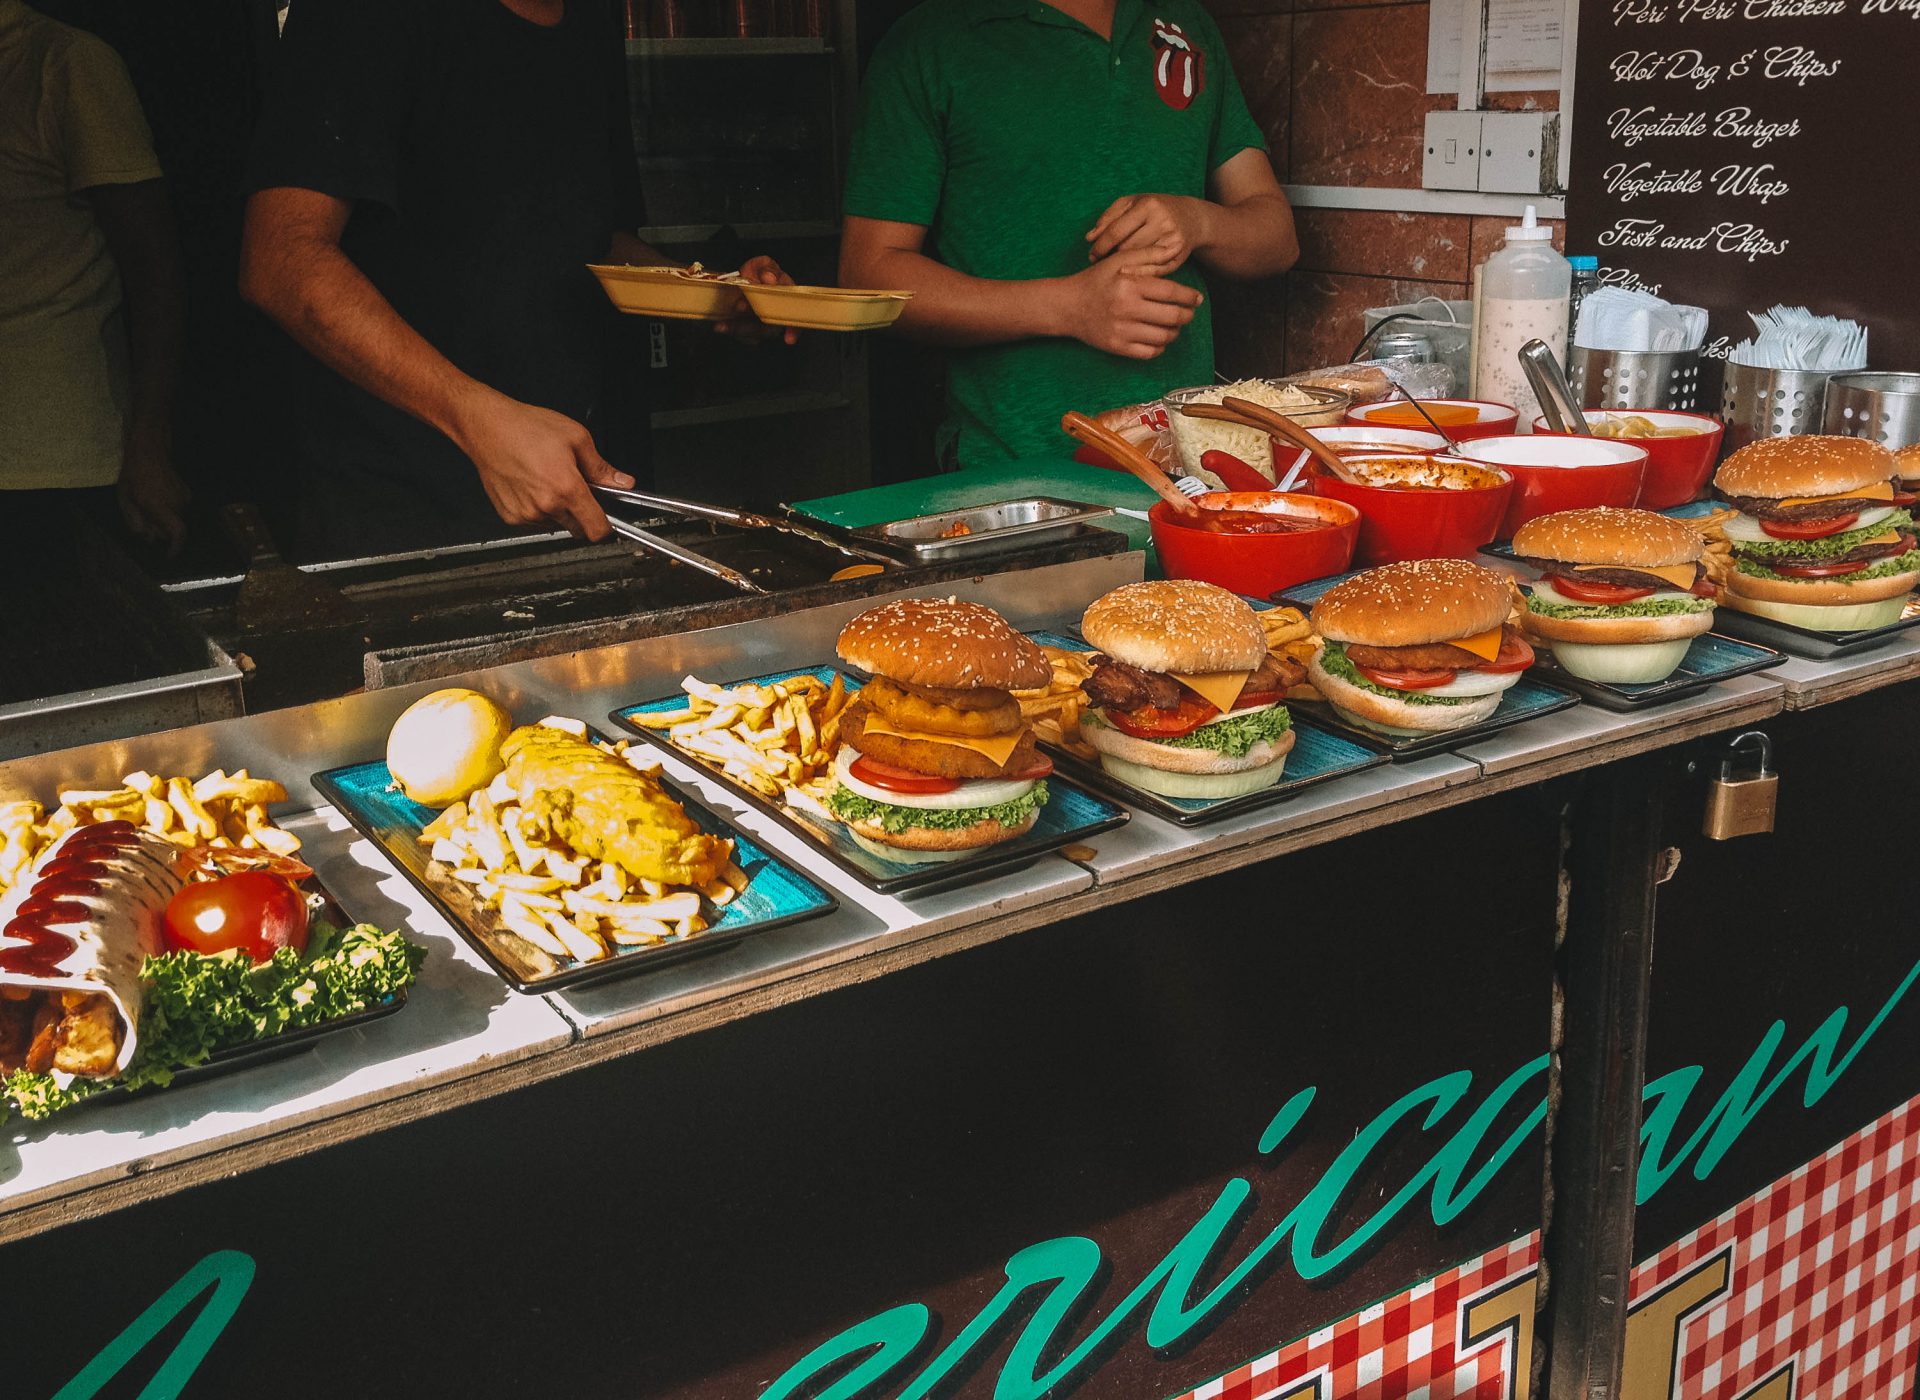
left=1574, top=288, right=1709, bottom=354
left=1725, top=305, right=1868, bottom=371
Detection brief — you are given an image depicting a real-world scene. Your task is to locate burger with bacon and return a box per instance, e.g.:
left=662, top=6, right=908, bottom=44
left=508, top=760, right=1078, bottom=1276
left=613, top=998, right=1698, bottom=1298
left=829, top=598, right=1056, bottom=864
left=1077, top=581, right=1302, bottom=799
left=1714, top=436, right=1920, bottom=632
left=1512, top=507, right=1716, bottom=683
left=1307, top=558, right=1535, bottom=736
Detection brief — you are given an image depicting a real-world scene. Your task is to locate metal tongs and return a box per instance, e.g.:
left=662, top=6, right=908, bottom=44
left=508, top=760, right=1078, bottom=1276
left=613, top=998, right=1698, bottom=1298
left=596, top=486, right=899, bottom=570
left=600, top=514, right=768, bottom=594
left=1520, top=339, right=1592, bottom=436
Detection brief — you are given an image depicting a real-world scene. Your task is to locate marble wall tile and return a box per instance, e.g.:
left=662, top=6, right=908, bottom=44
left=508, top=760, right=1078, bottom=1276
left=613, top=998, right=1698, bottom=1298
left=1284, top=269, right=1469, bottom=372
left=1219, top=13, right=1293, bottom=177
left=1289, top=3, right=1430, bottom=188
left=1294, top=207, right=1471, bottom=281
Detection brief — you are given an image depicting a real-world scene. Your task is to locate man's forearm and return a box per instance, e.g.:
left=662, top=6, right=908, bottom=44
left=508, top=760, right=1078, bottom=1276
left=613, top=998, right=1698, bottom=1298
left=845, top=247, right=1067, bottom=348
left=1193, top=193, right=1299, bottom=280
left=242, top=240, right=492, bottom=447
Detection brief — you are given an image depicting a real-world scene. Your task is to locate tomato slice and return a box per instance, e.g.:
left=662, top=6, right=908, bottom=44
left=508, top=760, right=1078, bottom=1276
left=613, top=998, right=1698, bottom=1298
left=164, top=872, right=310, bottom=962
left=1102, top=694, right=1220, bottom=739
left=1009, top=756, right=1054, bottom=781
left=1892, top=490, right=1917, bottom=509
left=1691, top=576, right=1719, bottom=599
left=1758, top=511, right=1860, bottom=540
left=1480, top=631, right=1536, bottom=674
left=1354, top=664, right=1456, bottom=691
left=1545, top=573, right=1656, bottom=605
left=1231, top=688, right=1282, bottom=712
left=849, top=756, right=961, bottom=794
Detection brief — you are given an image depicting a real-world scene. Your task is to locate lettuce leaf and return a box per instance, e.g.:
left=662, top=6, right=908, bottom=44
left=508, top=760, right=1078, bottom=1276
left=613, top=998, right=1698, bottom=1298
left=1317, top=642, right=1471, bottom=706
left=1527, top=594, right=1714, bottom=620
left=826, top=781, right=1049, bottom=836
left=1, top=922, right=427, bottom=1123
left=1083, top=705, right=1292, bottom=758
left=1734, top=548, right=1920, bottom=584
left=1730, top=509, right=1912, bottom=560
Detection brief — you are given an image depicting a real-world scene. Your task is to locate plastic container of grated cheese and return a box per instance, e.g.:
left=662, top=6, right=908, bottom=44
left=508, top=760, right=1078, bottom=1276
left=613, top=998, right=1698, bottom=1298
left=1162, top=380, right=1349, bottom=484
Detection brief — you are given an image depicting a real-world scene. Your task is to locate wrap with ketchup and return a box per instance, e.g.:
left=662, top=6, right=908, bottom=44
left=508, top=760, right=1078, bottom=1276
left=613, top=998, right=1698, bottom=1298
left=0, top=821, right=187, bottom=1080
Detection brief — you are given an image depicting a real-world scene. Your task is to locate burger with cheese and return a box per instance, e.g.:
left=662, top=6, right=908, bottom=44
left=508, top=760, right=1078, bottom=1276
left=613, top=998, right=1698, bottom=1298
left=1895, top=444, right=1920, bottom=493
left=1512, top=507, right=1715, bottom=683
left=1078, top=581, right=1302, bottom=799
left=829, top=598, right=1055, bottom=863
left=1713, top=436, right=1920, bottom=631
left=1308, top=558, right=1535, bottom=736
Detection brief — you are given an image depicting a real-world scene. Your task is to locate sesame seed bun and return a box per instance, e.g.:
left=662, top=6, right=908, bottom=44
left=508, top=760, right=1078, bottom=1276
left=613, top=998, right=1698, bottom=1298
left=838, top=597, right=1052, bottom=691
left=1080, top=580, right=1269, bottom=674
left=1895, top=444, right=1920, bottom=485
left=1714, top=436, right=1896, bottom=500
left=1511, top=508, right=1704, bottom=569
left=1311, top=558, right=1512, bottom=648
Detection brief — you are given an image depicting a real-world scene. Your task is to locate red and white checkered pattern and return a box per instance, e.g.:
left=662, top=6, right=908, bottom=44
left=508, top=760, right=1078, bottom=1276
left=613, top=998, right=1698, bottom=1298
left=1630, top=1090, right=1920, bottom=1400
left=1174, top=1235, right=1540, bottom=1400
left=1171, top=1091, right=1920, bottom=1400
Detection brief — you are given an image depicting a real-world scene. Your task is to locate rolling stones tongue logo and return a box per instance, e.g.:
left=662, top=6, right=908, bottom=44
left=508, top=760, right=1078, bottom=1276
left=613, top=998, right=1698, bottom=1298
left=1149, top=19, right=1204, bottom=111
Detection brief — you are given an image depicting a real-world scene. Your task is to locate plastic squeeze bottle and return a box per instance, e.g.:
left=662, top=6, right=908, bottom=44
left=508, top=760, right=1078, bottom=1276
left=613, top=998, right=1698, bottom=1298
left=1470, top=206, right=1570, bottom=432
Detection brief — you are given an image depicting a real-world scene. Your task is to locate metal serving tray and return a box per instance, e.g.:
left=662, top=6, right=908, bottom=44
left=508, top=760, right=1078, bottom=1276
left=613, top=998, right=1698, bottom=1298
left=848, top=498, right=1115, bottom=564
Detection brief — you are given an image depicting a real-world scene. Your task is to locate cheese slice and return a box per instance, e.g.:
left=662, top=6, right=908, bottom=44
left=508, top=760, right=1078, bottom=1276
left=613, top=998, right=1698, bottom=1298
left=1859, top=530, right=1903, bottom=548
left=854, top=715, right=1023, bottom=766
left=1777, top=481, right=1894, bottom=509
left=1571, top=563, right=1700, bottom=591
left=1447, top=625, right=1506, bottom=662
left=1171, top=670, right=1252, bottom=713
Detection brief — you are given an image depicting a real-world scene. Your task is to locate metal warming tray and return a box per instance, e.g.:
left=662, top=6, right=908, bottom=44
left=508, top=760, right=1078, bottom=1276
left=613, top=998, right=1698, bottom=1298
left=845, top=497, right=1115, bottom=563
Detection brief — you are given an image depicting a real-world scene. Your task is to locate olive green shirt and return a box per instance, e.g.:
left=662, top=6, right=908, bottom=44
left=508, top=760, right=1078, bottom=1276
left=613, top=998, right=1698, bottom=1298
left=845, top=0, right=1266, bottom=468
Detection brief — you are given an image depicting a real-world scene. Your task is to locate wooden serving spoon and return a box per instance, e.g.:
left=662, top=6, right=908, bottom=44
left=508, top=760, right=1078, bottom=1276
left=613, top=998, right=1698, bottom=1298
left=1195, top=398, right=1365, bottom=485
left=1060, top=411, right=1204, bottom=519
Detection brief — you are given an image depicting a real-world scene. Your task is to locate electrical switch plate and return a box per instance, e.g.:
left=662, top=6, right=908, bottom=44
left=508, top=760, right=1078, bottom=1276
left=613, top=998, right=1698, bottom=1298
left=1478, top=112, right=1558, bottom=195
left=1422, top=111, right=1483, bottom=192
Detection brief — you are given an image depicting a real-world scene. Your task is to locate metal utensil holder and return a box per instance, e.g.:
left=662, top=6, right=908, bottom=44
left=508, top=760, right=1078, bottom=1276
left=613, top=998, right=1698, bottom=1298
left=1720, top=363, right=1832, bottom=453
left=1570, top=348, right=1703, bottom=412
left=1820, top=372, right=1920, bottom=450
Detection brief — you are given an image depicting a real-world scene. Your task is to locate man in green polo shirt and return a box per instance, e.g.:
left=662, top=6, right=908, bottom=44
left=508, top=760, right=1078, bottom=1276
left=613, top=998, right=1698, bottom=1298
left=841, top=0, right=1297, bottom=469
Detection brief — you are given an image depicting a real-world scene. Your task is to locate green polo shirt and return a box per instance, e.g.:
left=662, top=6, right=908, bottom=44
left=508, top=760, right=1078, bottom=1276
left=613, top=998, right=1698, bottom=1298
left=846, top=0, right=1266, bottom=469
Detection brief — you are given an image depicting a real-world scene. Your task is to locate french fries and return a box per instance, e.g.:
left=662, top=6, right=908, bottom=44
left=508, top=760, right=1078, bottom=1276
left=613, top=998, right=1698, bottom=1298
left=1258, top=606, right=1325, bottom=702
left=1691, top=508, right=1740, bottom=590
left=629, top=672, right=854, bottom=804
left=419, top=737, right=748, bottom=970
left=0, top=769, right=300, bottom=898
left=1014, top=647, right=1099, bottom=760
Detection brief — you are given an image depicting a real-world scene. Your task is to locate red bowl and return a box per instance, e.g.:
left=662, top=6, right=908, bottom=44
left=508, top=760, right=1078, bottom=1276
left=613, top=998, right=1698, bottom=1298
left=1528, top=409, right=1725, bottom=509
left=1306, top=455, right=1513, bottom=566
left=1456, top=435, right=1650, bottom=537
left=1344, top=399, right=1520, bottom=443
left=1150, top=492, right=1360, bottom=595
left=1271, top=426, right=1448, bottom=488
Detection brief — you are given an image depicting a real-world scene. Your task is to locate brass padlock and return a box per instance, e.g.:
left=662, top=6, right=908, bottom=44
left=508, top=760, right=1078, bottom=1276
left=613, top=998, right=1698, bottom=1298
left=1703, top=730, right=1777, bottom=840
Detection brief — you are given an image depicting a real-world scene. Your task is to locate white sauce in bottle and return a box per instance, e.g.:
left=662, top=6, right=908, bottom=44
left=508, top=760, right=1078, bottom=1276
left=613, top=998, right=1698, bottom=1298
left=1471, top=207, right=1571, bottom=432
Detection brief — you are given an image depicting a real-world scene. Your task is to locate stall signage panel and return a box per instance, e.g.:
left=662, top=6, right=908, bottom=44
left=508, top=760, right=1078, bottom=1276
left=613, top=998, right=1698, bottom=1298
left=1564, top=0, right=1920, bottom=364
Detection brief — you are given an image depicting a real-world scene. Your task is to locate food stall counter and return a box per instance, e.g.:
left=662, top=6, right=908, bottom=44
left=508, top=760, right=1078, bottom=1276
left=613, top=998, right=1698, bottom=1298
left=1765, top=631, right=1920, bottom=710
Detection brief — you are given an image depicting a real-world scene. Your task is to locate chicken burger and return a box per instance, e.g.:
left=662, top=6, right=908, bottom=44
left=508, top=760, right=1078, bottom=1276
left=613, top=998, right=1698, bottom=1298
left=1513, top=507, right=1715, bottom=683
left=1078, top=580, right=1302, bottom=799
left=1309, top=558, right=1535, bottom=736
left=830, top=598, right=1055, bottom=863
left=1713, top=436, right=1920, bottom=631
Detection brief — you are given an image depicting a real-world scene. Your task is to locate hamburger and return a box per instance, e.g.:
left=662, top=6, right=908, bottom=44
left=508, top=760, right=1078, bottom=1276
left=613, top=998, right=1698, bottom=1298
left=1895, top=443, right=1920, bottom=492
left=1512, top=507, right=1715, bottom=683
left=1308, top=558, right=1535, bottom=736
left=1078, top=581, right=1301, bottom=799
left=829, top=598, right=1055, bottom=864
left=1713, top=436, right=1920, bottom=632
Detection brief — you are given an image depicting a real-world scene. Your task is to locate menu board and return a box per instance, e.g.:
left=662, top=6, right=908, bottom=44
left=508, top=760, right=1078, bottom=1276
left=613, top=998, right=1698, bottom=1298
left=1564, top=0, right=1920, bottom=368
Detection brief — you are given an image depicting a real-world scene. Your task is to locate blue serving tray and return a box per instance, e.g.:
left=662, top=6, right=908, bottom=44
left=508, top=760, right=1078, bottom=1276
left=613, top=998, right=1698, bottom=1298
left=1530, top=629, right=1783, bottom=710
left=1020, top=630, right=1388, bottom=825
left=314, top=753, right=838, bottom=993
left=612, top=669, right=1128, bottom=897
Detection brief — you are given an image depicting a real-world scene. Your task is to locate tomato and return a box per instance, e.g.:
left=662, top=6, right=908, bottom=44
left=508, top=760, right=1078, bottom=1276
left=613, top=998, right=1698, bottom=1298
left=1009, top=756, right=1054, bottom=781
left=1481, top=631, right=1536, bottom=674
left=848, top=756, right=961, bottom=794
left=1757, top=511, right=1860, bottom=540
left=1353, top=664, right=1456, bottom=691
left=1231, top=688, right=1282, bottom=712
left=164, top=872, right=309, bottom=962
left=1102, top=694, right=1220, bottom=739
left=1892, top=490, right=1917, bottom=509
left=1545, top=573, right=1656, bottom=605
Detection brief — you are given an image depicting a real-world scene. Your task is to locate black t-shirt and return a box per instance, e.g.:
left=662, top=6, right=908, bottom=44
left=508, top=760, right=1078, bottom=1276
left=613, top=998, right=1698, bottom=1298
left=248, top=0, right=645, bottom=558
